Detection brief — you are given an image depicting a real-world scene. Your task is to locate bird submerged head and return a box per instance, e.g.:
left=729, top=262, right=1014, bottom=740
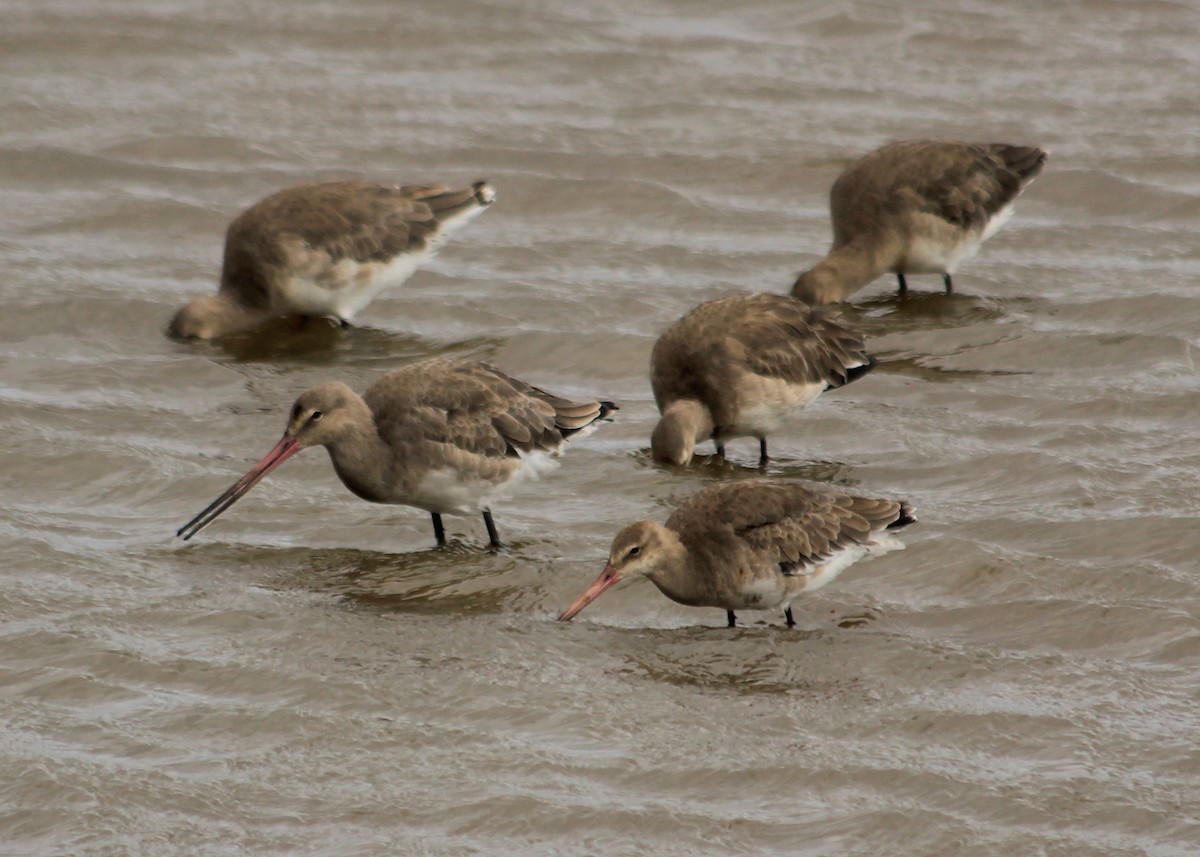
left=167, top=294, right=269, bottom=340
left=650, top=400, right=713, bottom=466
left=790, top=266, right=845, bottom=306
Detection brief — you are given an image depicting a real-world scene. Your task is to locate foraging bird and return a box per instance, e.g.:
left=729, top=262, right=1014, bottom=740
left=177, top=358, right=617, bottom=548
left=650, top=292, right=875, bottom=466
left=168, top=179, right=495, bottom=338
left=791, top=140, right=1048, bottom=304
left=558, top=480, right=915, bottom=627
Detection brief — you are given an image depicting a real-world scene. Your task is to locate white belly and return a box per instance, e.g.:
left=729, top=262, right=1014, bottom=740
left=795, top=543, right=871, bottom=594
left=734, top=377, right=827, bottom=435
left=903, top=203, right=1014, bottom=274
left=276, top=245, right=438, bottom=319
left=903, top=230, right=983, bottom=274
left=409, top=450, right=562, bottom=515
left=270, top=199, right=490, bottom=320
left=791, top=532, right=907, bottom=596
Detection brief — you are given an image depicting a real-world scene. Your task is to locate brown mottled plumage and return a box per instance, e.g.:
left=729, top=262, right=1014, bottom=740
left=168, top=180, right=495, bottom=339
left=791, top=141, right=1048, bottom=304
left=559, top=480, right=916, bottom=627
left=650, top=292, right=876, bottom=466
left=176, top=359, right=617, bottom=548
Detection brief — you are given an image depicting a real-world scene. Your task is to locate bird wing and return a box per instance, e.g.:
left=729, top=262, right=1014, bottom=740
left=871, top=141, right=1046, bottom=232
left=733, top=296, right=873, bottom=388
left=670, top=481, right=907, bottom=573
left=652, top=293, right=872, bottom=404
left=220, top=182, right=446, bottom=307
left=364, top=360, right=595, bottom=461
left=272, top=182, right=442, bottom=264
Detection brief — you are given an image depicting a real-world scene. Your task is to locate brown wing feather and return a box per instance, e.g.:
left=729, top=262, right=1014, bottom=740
left=668, top=480, right=910, bottom=571
left=739, top=298, right=872, bottom=388
left=398, top=182, right=492, bottom=219
left=363, top=359, right=609, bottom=460
left=219, top=181, right=489, bottom=307
left=833, top=140, right=1048, bottom=240
left=651, top=293, right=872, bottom=424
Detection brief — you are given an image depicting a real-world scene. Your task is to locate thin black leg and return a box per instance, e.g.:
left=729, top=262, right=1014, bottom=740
left=758, top=437, right=769, bottom=467
left=482, top=508, right=501, bottom=548
left=431, top=513, right=446, bottom=546
left=943, top=273, right=953, bottom=293
left=715, top=441, right=726, bottom=459
left=896, top=272, right=908, bottom=293
left=726, top=609, right=737, bottom=628
left=784, top=607, right=796, bottom=628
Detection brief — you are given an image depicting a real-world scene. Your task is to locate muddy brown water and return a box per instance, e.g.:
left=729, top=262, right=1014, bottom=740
left=2, top=0, right=1199, bottom=854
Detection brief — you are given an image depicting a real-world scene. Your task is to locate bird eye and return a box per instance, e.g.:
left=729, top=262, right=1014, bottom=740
left=628, top=546, right=641, bottom=558
left=310, top=410, right=323, bottom=421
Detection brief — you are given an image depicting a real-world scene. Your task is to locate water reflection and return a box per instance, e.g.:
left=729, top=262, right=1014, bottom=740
left=197, top=317, right=501, bottom=368
left=174, top=540, right=541, bottom=616
left=838, top=289, right=1045, bottom=336
left=608, top=626, right=866, bottom=696
left=630, top=446, right=865, bottom=484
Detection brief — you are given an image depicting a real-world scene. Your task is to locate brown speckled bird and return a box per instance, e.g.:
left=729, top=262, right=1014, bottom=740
left=650, top=292, right=875, bottom=466
left=169, top=180, right=495, bottom=338
left=559, top=480, right=915, bottom=628
left=176, top=358, right=616, bottom=548
left=791, top=140, right=1047, bottom=303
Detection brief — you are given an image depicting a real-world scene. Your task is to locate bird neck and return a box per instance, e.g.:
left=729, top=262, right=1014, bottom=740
left=322, top=401, right=395, bottom=503
left=790, top=241, right=889, bottom=304
left=641, top=527, right=700, bottom=605
left=651, top=400, right=714, bottom=465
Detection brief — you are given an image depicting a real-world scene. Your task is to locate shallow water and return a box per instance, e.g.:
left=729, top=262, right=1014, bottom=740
left=2, top=0, right=1199, bottom=854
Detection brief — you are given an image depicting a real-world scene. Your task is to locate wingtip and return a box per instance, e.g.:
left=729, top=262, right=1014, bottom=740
left=844, top=353, right=879, bottom=384
left=890, top=502, right=918, bottom=529
left=472, top=180, right=496, bottom=206
left=1032, top=146, right=1050, bottom=173
left=1004, top=144, right=1049, bottom=182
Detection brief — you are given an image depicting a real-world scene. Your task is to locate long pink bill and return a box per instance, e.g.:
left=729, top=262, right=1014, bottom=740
left=557, top=564, right=622, bottom=622
left=176, top=435, right=302, bottom=541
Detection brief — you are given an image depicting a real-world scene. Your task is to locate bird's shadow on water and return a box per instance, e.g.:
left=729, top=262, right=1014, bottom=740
left=192, top=316, right=502, bottom=368
left=596, top=619, right=881, bottom=697
left=177, top=540, right=537, bottom=616
left=630, top=447, right=867, bottom=489
left=837, top=287, right=1045, bottom=337
left=825, top=289, right=1045, bottom=383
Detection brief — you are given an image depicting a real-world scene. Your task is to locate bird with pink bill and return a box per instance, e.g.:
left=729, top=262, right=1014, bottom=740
left=177, top=358, right=617, bottom=549
left=559, top=480, right=915, bottom=628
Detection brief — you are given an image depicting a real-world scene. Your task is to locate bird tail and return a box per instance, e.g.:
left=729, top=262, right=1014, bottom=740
left=888, top=501, right=918, bottom=530
left=993, top=145, right=1049, bottom=184
left=556, top=400, right=619, bottom=439
left=837, top=353, right=878, bottom=388
left=401, top=180, right=496, bottom=224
